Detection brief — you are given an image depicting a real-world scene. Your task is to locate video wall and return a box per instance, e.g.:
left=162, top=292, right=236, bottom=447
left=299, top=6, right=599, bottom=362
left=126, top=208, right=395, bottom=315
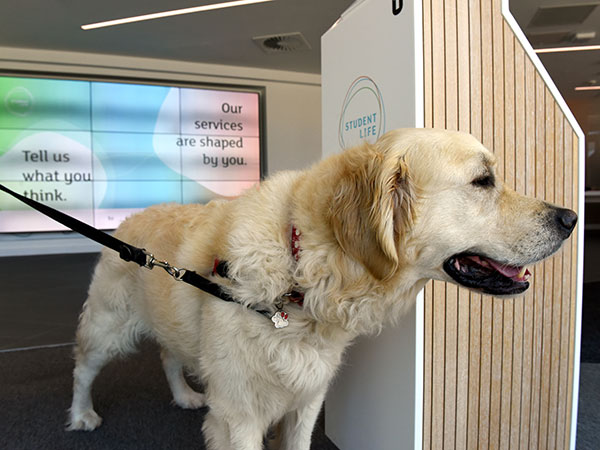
left=0, top=75, right=263, bottom=232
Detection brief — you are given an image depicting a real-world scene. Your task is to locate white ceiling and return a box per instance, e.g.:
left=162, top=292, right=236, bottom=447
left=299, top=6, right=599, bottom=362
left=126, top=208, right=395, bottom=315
left=0, top=0, right=354, bottom=74
left=0, top=0, right=596, bottom=132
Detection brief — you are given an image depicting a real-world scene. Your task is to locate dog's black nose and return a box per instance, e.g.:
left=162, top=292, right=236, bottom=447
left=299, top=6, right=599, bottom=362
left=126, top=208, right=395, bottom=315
left=556, top=208, right=578, bottom=234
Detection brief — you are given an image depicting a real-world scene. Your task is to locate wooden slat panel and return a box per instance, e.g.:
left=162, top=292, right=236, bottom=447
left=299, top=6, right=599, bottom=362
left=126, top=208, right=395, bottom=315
left=499, top=24, right=515, bottom=450
left=481, top=0, right=494, bottom=149
left=444, top=286, right=458, bottom=450
left=468, top=294, right=482, bottom=450
left=469, top=0, right=482, bottom=141
left=556, top=124, right=573, bottom=448
left=538, top=79, right=552, bottom=447
left=548, top=103, right=565, bottom=450
left=528, top=72, right=546, bottom=450
left=492, top=0, right=505, bottom=178
left=467, top=1, right=483, bottom=447
left=557, top=125, right=573, bottom=449
left=443, top=2, right=459, bottom=448
left=519, top=54, right=537, bottom=450
left=479, top=295, right=493, bottom=450
left=430, top=0, right=446, bottom=448
left=457, top=0, right=471, bottom=132
left=565, top=130, right=579, bottom=449
left=445, top=0, right=458, bottom=130
left=421, top=1, right=581, bottom=449
left=510, top=38, right=526, bottom=450
left=433, top=280, right=447, bottom=450
left=455, top=1, right=471, bottom=448
left=538, top=87, right=556, bottom=450
left=479, top=2, right=494, bottom=448
left=489, top=298, right=504, bottom=448
left=432, top=0, right=446, bottom=129
left=489, top=6, right=506, bottom=447
left=500, top=299, right=514, bottom=450
left=456, top=287, right=470, bottom=449
left=504, top=26, right=516, bottom=190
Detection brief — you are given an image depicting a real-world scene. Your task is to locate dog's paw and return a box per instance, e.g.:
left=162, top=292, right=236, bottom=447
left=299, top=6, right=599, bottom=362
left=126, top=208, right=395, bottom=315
left=173, top=391, right=206, bottom=410
left=66, top=409, right=103, bottom=431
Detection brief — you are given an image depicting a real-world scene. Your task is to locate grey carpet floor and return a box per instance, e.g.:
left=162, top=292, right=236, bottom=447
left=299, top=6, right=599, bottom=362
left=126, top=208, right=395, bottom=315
left=581, top=282, right=600, bottom=363
left=0, top=341, right=338, bottom=450
left=576, top=363, right=600, bottom=450
left=576, top=283, right=600, bottom=449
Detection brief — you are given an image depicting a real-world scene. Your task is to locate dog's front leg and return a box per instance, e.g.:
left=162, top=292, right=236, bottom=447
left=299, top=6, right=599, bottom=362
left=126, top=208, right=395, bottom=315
left=229, top=421, right=265, bottom=450
left=203, top=411, right=233, bottom=450
left=279, top=391, right=326, bottom=450
left=203, top=410, right=264, bottom=450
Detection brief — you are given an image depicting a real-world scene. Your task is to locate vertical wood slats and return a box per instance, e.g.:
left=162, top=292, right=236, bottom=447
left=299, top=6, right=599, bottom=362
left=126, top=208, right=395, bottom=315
left=421, top=1, right=580, bottom=449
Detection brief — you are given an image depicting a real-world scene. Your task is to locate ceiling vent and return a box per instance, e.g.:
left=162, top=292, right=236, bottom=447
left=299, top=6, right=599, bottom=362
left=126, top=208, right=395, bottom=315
left=527, top=30, right=597, bottom=47
left=527, top=30, right=573, bottom=46
left=252, top=32, right=311, bottom=54
left=528, top=3, right=598, bottom=28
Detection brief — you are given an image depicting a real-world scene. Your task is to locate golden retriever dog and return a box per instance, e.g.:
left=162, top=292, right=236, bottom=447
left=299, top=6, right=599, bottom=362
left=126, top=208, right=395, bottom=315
left=67, top=128, right=577, bottom=449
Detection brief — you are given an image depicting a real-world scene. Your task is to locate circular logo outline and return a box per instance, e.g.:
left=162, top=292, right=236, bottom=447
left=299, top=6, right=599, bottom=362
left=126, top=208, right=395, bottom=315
left=4, top=86, right=34, bottom=117
left=338, top=76, right=385, bottom=149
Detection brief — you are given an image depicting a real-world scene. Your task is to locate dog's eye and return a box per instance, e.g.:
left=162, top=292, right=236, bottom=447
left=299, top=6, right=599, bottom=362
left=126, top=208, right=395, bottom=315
left=472, top=175, right=494, bottom=188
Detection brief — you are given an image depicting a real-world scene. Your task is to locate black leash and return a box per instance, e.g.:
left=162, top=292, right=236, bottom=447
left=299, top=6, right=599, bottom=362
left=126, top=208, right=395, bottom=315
left=0, top=183, right=238, bottom=305
left=0, top=183, right=293, bottom=327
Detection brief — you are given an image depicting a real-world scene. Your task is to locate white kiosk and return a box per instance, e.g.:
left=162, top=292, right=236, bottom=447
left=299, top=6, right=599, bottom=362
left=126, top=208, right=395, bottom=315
left=321, top=1, right=424, bottom=449
left=321, top=0, right=584, bottom=449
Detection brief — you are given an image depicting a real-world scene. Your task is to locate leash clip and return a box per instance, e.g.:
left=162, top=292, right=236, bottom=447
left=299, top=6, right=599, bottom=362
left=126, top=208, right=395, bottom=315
left=142, top=250, right=186, bottom=281
left=142, top=249, right=156, bottom=269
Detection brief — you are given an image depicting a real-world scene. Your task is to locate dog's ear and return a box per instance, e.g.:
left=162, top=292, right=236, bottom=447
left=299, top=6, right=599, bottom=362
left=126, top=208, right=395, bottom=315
left=329, top=145, right=414, bottom=280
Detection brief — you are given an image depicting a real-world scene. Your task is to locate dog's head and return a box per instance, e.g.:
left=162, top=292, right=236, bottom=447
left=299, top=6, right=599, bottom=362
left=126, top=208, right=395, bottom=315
left=327, top=128, right=577, bottom=297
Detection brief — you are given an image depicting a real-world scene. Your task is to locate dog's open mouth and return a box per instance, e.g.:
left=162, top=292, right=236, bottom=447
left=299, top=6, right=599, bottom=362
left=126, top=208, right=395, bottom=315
left=443, top=253, right=532, bottom=296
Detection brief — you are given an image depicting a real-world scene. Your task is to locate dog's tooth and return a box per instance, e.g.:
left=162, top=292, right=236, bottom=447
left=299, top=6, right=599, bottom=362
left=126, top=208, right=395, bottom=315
left=454, top=260, right=461, bottom=272
left=518, top=267, right=526, bottom=279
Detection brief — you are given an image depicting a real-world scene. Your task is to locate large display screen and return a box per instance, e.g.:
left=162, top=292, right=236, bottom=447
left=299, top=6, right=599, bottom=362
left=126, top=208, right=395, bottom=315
left=0, top=75, right=263, bottom=233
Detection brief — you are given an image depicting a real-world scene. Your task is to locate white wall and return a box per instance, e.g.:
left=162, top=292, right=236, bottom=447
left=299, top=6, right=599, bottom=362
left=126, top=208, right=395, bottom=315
left=0, top=47, right=322, bottom=256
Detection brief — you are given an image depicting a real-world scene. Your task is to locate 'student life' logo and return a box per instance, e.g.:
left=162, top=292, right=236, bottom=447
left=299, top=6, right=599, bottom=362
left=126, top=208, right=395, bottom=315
left=338, top=76, right=385, bottom=149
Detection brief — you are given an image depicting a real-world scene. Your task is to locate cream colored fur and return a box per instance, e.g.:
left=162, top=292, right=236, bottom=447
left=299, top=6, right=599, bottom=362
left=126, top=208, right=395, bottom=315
left=67, top=128, right=574, bottom=449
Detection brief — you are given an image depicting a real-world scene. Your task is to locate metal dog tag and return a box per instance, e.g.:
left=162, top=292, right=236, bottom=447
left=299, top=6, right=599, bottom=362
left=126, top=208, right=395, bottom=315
left=271, top=310, right=289, bottom=329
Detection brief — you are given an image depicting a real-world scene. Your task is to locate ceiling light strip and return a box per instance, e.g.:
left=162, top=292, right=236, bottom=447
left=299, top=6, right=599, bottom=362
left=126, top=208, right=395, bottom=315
left=81, top=0, right=273, bottom=30
left=574, top=86, right=600, bottom=91
left=534, top=44, right=600, bottom=54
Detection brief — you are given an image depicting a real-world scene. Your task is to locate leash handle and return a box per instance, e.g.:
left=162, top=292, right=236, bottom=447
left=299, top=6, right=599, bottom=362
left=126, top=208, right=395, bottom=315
left=0, top=182, right=275, bottom=320
left=0, top=183, right=146, bottom=265
left=0, top=183, right=218, bottom=284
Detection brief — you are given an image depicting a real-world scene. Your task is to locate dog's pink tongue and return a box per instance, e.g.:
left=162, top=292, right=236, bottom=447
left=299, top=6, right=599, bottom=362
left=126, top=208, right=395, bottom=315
left=463, top=255, right=530, bottom=281
left=486, top=259, right=519, bottom=277
left=486, top=258, right=529, bottom=280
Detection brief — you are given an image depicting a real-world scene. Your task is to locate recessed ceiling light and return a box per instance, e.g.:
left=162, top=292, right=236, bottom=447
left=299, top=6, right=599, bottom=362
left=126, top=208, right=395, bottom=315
left=81, top=0, right=274, bottom=30
left=534, top=44, right=600, bottom=54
